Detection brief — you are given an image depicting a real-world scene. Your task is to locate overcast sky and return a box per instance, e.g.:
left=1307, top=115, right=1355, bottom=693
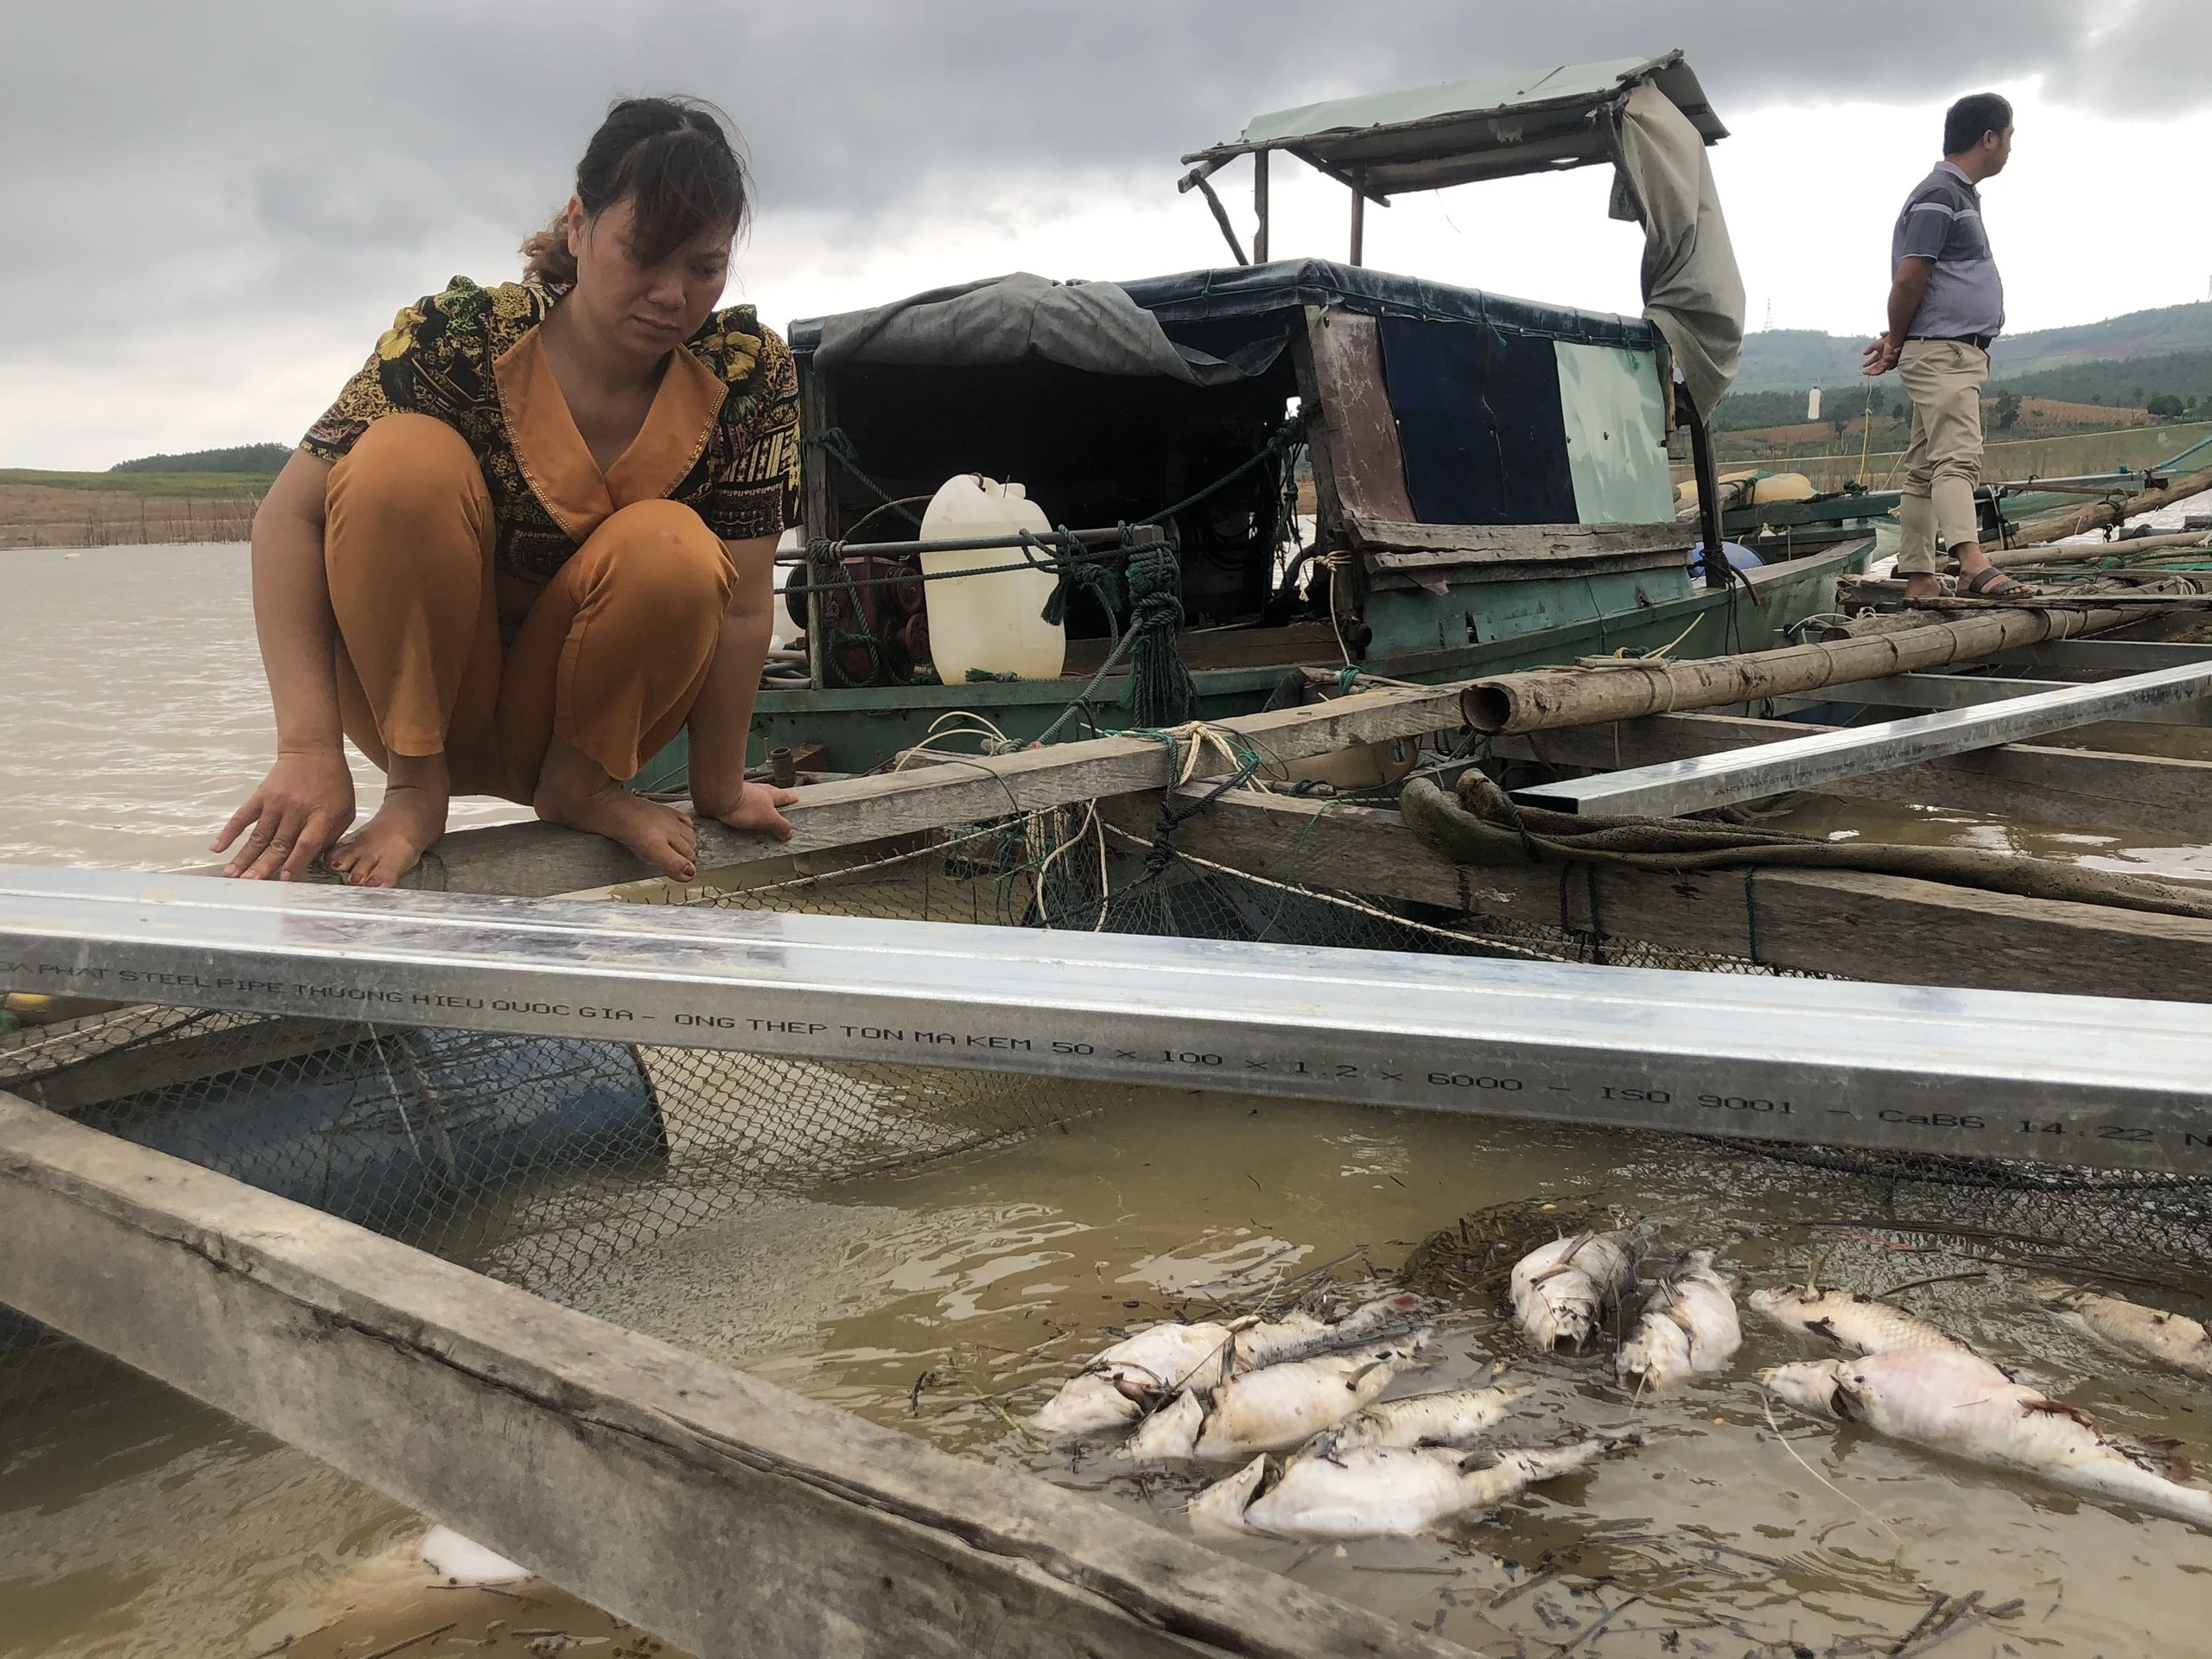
left=5, top=0, right=2209, bottom=470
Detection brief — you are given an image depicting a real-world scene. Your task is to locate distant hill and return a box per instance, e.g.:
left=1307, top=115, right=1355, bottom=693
left=1997, top=350, right=2212, bottom=410
left=111, top=443, right=290, bottom=475
left=1732, top=302, right=2212, bottom=395
left=1716, top=347, right=2212, bottom=433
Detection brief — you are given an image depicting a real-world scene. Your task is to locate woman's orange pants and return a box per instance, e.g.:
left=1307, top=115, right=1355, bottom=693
left=324, top=413, right=734, bottom=802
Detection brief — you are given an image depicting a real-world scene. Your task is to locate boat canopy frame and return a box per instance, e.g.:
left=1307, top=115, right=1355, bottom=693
left=1177, top=51, right=1726, bottom=269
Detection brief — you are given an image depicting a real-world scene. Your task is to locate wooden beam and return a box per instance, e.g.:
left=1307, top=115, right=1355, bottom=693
left=1492, top=711, right=2212, bottom=841
left=1252, top=149, right=1269, bottom=264
left=356, top=683, right=1470, bottom=899
left=1306, top=309, right=1415, bottom=525
left=1099, top=789, right=2212, bottom=1001
left=4, top=1014, right=368, bottom=1112
left=0, top=1095, right=1483, bottom=1659
left=1348, top=520, right=1694, bottom=568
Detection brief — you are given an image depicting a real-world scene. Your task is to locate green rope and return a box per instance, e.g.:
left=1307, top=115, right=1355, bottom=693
left=1122, top=537, right=1197, bottom=728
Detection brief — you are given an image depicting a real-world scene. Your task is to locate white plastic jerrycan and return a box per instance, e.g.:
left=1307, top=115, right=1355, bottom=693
left=918, top=474, right=1067, bottom=683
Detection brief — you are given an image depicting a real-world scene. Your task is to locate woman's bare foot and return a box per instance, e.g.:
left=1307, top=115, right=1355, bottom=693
left=328, top=753, right=451, bottom=888
left=533, top=738, right=698, bottom=880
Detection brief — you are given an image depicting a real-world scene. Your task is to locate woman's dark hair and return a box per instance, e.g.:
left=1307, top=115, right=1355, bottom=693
left=1942, top=92, right=2012, bottom=157
left=521, top=96, right=749, bottom=285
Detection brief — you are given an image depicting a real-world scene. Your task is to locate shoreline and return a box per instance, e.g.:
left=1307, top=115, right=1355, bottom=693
left=0, top=483, right=261, bottom=549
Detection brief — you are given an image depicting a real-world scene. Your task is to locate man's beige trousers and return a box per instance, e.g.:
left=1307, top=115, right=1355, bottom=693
left=1895, top=339, right=1990, bottom=575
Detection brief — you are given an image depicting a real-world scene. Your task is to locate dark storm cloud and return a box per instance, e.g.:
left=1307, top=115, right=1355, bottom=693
left=1, top=0, right=2202, bottom=449
left=10, top=0, right=2203, bottom=252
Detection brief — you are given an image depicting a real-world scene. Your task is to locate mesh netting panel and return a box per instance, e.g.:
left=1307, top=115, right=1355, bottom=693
left=5, top=799, right=2209, bottom=1403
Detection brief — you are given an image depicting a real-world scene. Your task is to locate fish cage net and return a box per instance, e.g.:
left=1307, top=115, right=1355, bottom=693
left=5, top=798, right=2211, bottom=1404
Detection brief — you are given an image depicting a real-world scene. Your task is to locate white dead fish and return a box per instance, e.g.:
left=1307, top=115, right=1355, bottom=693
left=419, top=1524, right=531, bottom=1586
left=1229, top=1311, right=1332, bottom=1370
left=1187, top=1453, right=1272, bottom=1538
left=1031, top=1372, right=1143, bottom=1437
left=1510, top=1225, right=1649, bottom=1352
left=1031, top=1320, right=1236, bottom=1436
left=1748, top=1285, right=1972, bottom=1357
left=1309, top=1384, right=1533, bottom=1456
left=1763, top=1348, right=2212, bottom=1529
left=1195, top=1440, right=1612, bottom=1539
left=2031, top=1281, right=2212, bottom=1380
left=1120, top=1389, right=1207, bottom=1463
left=1618, top=1250, right=1741, bottom=1393
left=1233, top=1294, right=1425, bottom=1370
left=1191, top=1341, right=1421, bottom=1459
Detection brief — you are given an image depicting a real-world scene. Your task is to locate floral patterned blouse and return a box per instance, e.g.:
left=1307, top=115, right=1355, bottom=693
left=302, top=276, right=800, bottom=582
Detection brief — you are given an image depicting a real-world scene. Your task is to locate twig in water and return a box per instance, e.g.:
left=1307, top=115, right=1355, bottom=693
left=1556, top=1592, right=1644, bottom=1656
left=1891, top=1588, right=2000, bottom=1657
left=909, top=1367, right=942, bottom=1414
left=1879, top=1270, right=1990, bottom=1298
left=1487, top=1567, right=1561, bottom=1608
left=360, top=1625, right=459, bottom=1659
left=1762, top=1393, right=1900, bottom=1545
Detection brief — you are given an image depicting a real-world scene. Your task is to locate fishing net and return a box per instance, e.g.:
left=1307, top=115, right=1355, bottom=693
left=5, top=778, right=2210, bottom=1399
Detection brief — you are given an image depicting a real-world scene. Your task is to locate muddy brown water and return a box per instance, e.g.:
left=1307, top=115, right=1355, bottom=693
left=5, top=543, right=2212, bottom=1656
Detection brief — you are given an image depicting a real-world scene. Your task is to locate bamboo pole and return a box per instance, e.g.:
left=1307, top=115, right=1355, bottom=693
left=1459, top=604, right=2142, bottom=734
left=2012, top=465, right=2212, bottom=546
left=1993, top=531, right=2212, bottom=568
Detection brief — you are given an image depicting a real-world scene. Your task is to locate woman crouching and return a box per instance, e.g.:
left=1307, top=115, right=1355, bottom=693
left=217, top=96, right=798, bottom=887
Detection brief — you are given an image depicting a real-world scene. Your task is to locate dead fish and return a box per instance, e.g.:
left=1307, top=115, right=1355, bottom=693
left=1308, top=1384, right=1533, bottom=1456
left=1229, top=1311, right=1332, bottom=1370
left=1187, top=1453, right=1272, bottom=1538
left=1120, top=1389, right=1207, bottom=1463
left=1762, top=1348, right=2212, bottom=1529
left=1030, top=1320, right=1236, bottom=1436
left=1510, top=1225, right=1649, bottom=1352
left=1748, top=1285, right=1972, bottom=1357
left=1233, top=1294, right=1425, bottom=1370
left=1194, top=1440, right=1613, bottom=1539
left=1618, top=1249, right=1741, bottom=1393
left=1191, top=1340, right=1423, bottom=1459
left=2031, top=1281, right=2212, bottom=1380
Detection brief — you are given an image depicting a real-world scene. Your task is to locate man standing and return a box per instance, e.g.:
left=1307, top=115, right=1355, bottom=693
left=1865, top=93, right=2029, bottom=601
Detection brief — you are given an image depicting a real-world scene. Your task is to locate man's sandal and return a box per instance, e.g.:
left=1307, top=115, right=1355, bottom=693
left=1959, top=567, right=2034, bottom=600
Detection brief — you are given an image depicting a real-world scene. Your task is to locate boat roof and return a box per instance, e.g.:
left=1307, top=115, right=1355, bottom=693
left=788, top=259, right=1660, bottom=361
left=1183, top=52, right=1725, bottom=197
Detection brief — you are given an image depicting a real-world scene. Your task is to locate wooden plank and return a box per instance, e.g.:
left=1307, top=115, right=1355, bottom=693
left=4, top=1014, right=367, bottom=1112
left=1099, top=789, right=2212, bottom=1001
left=1492, top=711, right=2212, bottom=840
left=798, top=360, right=836, bottom=691
left=1306, top=308, right=1415, bottom=524
left=370, top=682, right=1470, bottom=899
left=0, top=1095, right=1484, bottom=1659
left=1348, top=521, right=1694, bottom=565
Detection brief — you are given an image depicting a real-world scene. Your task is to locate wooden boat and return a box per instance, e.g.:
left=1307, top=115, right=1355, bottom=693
left=623, top=54, right=1870, bottom=785
left=724, top=263, right=1866, bottom=775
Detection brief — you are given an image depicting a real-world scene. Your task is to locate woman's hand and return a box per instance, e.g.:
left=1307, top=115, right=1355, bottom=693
left=214, top=747, right=357, bottom=880
left=696, top=778, right=798, bottom=841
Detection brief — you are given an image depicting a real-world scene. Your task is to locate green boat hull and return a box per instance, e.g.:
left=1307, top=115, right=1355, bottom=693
left=634, top=540, right=1868, bottom=787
